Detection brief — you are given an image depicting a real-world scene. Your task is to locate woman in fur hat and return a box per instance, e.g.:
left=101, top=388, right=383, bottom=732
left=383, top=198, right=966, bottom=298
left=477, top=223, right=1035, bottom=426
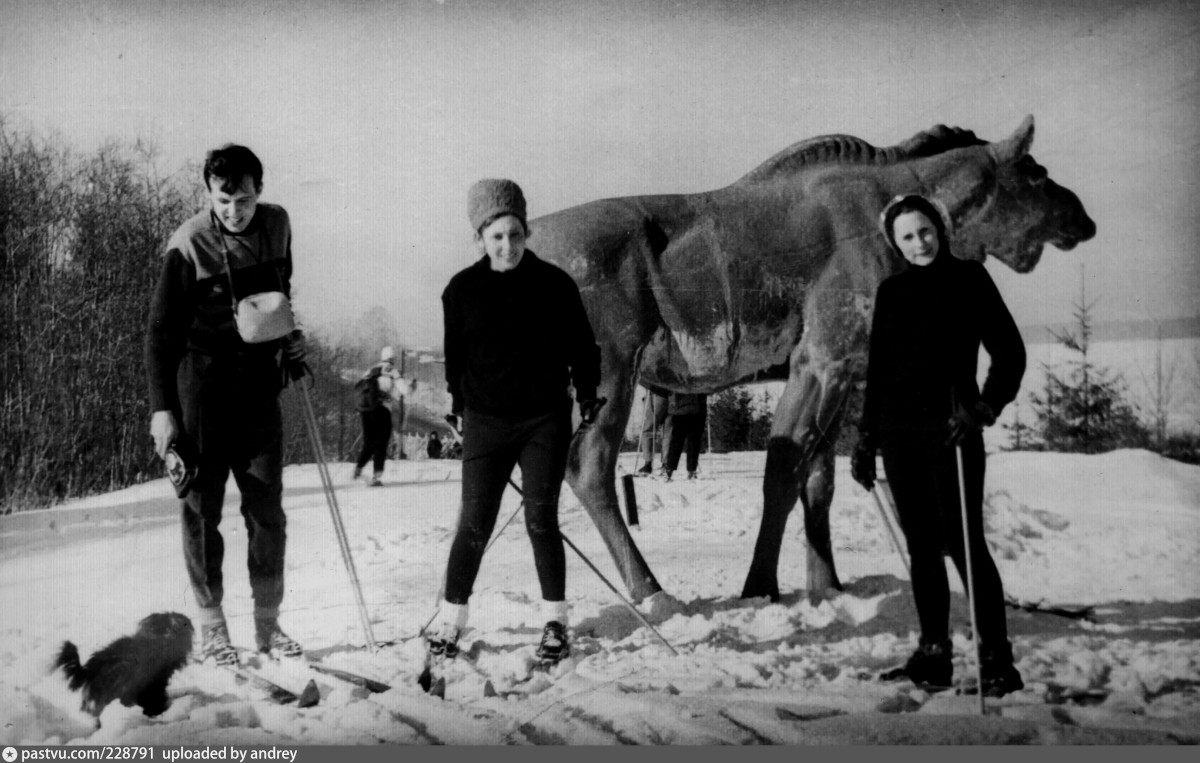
left=852, top=193, right=1026, bottom=697
left=431, top=179, right=603, bottom=665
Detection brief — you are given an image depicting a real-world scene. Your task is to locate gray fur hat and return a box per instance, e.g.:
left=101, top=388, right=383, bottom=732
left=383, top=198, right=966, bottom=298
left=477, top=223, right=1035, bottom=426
left=468, top=178, right=527, bottom=232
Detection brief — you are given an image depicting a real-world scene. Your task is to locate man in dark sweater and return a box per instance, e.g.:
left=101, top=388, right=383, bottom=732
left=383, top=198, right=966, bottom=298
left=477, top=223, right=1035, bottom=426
left=430, top=178, right=602, bottom=666
left=145, top=145, right=305, bottom=667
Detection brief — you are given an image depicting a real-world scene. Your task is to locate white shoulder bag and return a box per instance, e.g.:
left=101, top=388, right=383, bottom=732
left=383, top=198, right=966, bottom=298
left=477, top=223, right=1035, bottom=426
left=217, top=217, right=295, bottom=344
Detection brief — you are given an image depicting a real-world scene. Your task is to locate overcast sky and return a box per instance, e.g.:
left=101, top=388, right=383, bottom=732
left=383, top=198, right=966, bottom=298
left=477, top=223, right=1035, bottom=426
left=2, top=0, right=1197, bottom=348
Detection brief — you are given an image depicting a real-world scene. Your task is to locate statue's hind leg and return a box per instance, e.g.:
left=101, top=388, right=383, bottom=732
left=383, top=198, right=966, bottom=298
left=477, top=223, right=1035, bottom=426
left=798, top=427, right=841, bottom=599
left=742, top=359, right=851, bottom=601
left=565, top=361, right=662, bottom=602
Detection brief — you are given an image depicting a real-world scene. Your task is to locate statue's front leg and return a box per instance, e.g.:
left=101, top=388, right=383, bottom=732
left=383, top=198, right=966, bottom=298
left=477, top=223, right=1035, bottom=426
left=565, top=385, right=662, bottom=603
left=742, top=357, right=851, bottom=602
left=741, top=435, right=805, bottom=601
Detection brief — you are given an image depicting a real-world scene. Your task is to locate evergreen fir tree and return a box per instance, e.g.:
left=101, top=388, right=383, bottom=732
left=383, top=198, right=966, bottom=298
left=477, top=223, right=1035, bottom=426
left=748, top=389, right=773, bottom=450
left=709, top=387, right=754, bottom=453
left=1029, top=266, right=1149, bottom=453
left=1003, top=396, right=1041, bottom=450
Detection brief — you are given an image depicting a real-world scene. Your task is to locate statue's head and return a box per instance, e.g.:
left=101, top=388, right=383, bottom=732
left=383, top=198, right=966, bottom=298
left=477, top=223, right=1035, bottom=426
left=925, top=117, right=1096, bottom=273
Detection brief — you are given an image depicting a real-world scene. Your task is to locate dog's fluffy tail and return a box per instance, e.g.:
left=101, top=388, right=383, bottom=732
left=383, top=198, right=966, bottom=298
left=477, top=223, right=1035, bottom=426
left=54, top=641, right=88, bottom=691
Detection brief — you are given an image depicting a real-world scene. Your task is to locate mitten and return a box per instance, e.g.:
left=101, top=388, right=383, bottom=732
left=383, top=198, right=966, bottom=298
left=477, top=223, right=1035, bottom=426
left=850, top=438, right=877, bottom=491
left=578, top=397, right=608, bottom=426
left=946, top=401, right=996, bottom=446
left=281, top=330, right=308, bottom=382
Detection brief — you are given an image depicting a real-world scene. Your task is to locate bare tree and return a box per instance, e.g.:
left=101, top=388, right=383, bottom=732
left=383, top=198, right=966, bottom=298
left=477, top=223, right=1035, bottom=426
left=1136, top=324, right=1178, bottom=449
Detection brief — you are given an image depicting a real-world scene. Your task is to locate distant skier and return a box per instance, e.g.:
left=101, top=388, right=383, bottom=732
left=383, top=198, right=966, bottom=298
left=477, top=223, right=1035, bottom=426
left=430, top=178, right=603, bottom=665
left=852, top=194, right=1026, bottom=697
left=354, top=346, right=402, bottom=486
left=426, top=431, right=443, bottom=460
left=660, top=392, right=707, bottom=481
left=634, top=384, right=670, bottom=475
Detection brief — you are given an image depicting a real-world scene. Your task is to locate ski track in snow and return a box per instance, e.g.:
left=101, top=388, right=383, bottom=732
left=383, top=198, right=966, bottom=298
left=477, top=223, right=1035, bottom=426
left=2, top=450, right=1199, bottom=745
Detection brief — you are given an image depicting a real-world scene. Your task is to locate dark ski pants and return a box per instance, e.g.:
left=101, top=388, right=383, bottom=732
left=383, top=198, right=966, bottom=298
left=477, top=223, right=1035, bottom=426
left=178, top=352, right=287, bottom=614
left=637, top=390, right=669, bottom=469
left=881, top=429, right=1009, bottom=649
left=444, top=407, right=571, bottom=605
left=356, top=406, right=393, bottom=474
left=664, top=410, right=706, bottom=474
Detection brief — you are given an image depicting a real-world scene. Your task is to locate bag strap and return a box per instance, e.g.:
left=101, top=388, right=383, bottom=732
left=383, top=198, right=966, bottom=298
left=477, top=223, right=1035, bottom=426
left=212, top=211, right=282, bottom=308
left=219, top=245, right=240, bottom=308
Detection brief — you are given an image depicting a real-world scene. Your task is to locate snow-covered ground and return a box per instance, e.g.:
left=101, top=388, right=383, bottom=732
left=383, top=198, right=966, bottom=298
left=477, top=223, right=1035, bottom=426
left=2, top=449, right=1198, bottom=745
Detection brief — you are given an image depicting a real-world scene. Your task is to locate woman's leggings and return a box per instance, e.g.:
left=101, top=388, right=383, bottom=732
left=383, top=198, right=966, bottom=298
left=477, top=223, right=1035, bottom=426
left=664, top=411, right=706, bottom=473
left=881, top=429, right=1009, bottom=648
left=443, top=407, right=571, bottom=605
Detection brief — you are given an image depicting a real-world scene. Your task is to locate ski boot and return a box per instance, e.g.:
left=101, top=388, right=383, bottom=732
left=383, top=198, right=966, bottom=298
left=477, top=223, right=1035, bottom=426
left=659, top=468, right=673, bottom=482
left=369, top=472, right=383, bottom=487
left=426, top=623, right=460, bottom=660
left=980, top=642, right=1024, bottom=697
left=687, top=471, right=698, bottom=480
left=255, top=618, right=304, bottom=658
left=536, top=621, right=570, bottom=666
left=200, top=622, right=239, bottom=667
left=635, top=463, right=653, bottom=476
left=880, top=639, right=953, bottom=689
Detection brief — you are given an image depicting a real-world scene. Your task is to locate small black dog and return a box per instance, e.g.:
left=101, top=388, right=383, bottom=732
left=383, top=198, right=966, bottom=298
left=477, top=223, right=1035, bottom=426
left=54, top=612, right=194, bottom=719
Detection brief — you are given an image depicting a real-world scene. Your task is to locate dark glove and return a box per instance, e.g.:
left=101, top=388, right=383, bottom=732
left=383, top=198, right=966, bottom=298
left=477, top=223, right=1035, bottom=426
left=946, top=401, right=996, bottom=446
left=281, top=330, right=308, bottom=382
left=578, top=397, right=607, bottom=426
left=850, top=439, right=877, bottom=492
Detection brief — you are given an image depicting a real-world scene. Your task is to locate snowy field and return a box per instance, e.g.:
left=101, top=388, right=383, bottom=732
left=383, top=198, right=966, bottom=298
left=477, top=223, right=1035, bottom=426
left=2, top=449, right=1199, bottom=745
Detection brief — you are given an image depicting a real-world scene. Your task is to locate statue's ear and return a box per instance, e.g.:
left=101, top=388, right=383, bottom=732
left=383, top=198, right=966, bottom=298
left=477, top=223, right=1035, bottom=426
left=991, top=114, right=1035, bottom=164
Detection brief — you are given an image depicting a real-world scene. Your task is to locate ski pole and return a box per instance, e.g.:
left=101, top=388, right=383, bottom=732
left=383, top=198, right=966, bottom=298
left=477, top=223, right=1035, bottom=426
left=649, top=392, right=657, bottom=472
left=870, top=483, right=910, bottom=578
left=955, top=443, right=985, bottom=715
left=295, top=376, right=378, bottom=650
left=504, top=477, right=677, bottom=657
left=559, top=529, right=678, bottom=656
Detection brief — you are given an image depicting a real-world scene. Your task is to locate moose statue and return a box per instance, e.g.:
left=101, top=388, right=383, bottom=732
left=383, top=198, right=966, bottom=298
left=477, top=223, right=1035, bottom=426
left=524, top=115, right=1096, bottom=603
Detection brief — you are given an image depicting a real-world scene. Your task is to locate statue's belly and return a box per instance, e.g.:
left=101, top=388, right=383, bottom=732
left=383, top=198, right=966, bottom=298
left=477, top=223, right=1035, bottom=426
left=639, top=312, right=801, bottom=391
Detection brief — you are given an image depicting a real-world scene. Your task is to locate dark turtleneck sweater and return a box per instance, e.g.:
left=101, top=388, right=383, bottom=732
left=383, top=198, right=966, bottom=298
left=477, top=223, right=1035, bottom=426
left=858, top=253, right=1025, bottom=444
left=442, top=251, right=600, bottom=419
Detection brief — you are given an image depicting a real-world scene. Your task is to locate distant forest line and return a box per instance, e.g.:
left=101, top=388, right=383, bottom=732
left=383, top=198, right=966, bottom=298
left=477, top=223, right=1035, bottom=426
left=1019, top=316, right=1200, bottom=345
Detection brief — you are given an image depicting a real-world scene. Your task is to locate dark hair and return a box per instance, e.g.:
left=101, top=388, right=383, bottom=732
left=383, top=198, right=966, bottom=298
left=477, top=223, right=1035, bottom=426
left=882, top=194, right=950, bottom=256
left=203, top=144, right=263, bottom=193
